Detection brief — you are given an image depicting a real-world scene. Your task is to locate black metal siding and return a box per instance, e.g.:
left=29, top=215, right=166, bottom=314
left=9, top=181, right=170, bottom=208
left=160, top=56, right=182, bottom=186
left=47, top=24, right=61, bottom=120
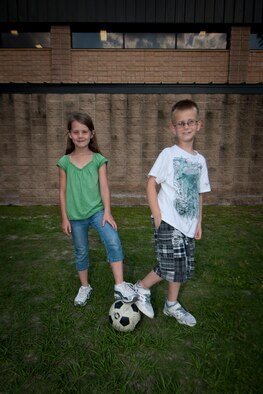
left=1, top=83, right=263, bottom=95
left=0, top=0, right=262, bottom=24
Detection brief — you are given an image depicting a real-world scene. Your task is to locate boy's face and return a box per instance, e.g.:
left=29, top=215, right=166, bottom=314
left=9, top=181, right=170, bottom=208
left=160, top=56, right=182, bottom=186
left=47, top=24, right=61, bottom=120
left=171, top=108, right=201, bottom=143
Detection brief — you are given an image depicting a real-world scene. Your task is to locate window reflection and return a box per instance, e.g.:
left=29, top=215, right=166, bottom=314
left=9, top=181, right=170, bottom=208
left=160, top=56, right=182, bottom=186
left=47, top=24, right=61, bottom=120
left=177, top=33, right=227, bottom=49
left=1, top=32, right=50, bottom=48
left=72, top=32, right=123, bottom=48
left=125, top=33, right=175, bottom=48
left=250, top=34, right=263, bottom=49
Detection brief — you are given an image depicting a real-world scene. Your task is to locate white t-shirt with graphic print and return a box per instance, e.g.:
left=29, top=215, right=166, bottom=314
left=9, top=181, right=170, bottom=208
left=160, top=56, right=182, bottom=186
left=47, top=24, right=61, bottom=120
left=148, top=145, right=211, bottom=238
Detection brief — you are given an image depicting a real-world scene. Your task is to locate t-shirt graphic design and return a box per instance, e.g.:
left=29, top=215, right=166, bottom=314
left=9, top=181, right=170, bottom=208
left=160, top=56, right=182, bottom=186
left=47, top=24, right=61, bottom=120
left=173, top=158, right=201, bottom=219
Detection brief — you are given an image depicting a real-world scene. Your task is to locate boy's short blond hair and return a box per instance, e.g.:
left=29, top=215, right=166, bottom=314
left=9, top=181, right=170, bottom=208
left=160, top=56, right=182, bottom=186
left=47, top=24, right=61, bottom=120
left=171, top=99, right=199, bottom=124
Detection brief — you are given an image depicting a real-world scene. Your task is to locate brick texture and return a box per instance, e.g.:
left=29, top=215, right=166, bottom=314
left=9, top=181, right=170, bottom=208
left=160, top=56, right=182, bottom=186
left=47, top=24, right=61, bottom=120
left=0, top=93, right=262, bottom=206
left=0, top=25, right=263, bottom=205
left=0, top=26, right=262, bottom=84
left=228, top=27, right=250, bottom=83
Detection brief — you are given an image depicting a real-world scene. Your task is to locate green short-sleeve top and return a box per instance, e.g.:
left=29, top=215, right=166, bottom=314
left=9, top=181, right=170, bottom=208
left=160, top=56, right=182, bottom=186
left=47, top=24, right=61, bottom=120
left=57, top=153, right=108, bottom=220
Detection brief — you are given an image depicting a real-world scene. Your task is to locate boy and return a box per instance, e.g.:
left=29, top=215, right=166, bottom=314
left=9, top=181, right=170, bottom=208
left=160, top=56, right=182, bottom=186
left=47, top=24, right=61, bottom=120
left=135, top=99, right=211, bottom=326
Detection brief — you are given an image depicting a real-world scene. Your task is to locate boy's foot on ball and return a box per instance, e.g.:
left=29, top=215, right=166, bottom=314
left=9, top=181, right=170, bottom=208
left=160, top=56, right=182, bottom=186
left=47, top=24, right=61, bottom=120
left=134, top=281, right=154, bottom=318
left=114, top=281, right=138, bottom=303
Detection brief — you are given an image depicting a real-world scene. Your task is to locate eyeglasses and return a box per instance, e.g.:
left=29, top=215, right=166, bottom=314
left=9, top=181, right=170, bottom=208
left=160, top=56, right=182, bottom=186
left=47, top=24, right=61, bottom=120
left=175, top=120, right=198, bottom=129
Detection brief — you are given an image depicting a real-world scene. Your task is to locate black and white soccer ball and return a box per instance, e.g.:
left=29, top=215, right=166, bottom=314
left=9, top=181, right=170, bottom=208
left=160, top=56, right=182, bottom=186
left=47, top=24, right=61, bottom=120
left=109, top=300, right=141, bottom=332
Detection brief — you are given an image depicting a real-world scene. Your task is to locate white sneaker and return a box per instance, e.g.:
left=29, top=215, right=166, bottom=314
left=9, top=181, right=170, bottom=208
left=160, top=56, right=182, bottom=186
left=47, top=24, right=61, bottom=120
left=134, top=281, right=154, bottom=318
left=114, top=282, right=138, bottom=303
left=74, top=285, right=93, bottom=306
left=163, top=300, right=196, bottom=326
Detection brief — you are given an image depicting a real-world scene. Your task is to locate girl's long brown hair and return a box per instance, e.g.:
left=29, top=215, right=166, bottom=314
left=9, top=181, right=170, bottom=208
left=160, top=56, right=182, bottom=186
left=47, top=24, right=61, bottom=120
left=66, top=112, right=101, bottom=155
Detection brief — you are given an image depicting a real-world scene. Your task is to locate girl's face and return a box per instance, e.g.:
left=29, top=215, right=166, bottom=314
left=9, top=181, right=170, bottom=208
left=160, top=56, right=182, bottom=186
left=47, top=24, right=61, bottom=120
left=172, top=108, right=201, bottom=143
left=69, top=120, right=93, bottom=149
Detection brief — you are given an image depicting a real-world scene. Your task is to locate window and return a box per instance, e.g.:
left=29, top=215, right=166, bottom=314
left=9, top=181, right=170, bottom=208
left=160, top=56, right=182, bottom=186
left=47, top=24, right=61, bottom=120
left=72, top=32, right=123, bottom=48
left=250, top=33, right=263, bottom=49
left=72, top=31, right=227, bottom=50
left=125, top=33, right=175, bottom=49
left=1, top=32, right=50, bottom=48
left=177, top=33, right=227, bottom=49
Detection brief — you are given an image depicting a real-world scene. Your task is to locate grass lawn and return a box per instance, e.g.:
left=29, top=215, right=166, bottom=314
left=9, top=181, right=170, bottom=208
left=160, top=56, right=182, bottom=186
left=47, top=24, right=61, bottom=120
left=0, top=205, right=262, bottom=393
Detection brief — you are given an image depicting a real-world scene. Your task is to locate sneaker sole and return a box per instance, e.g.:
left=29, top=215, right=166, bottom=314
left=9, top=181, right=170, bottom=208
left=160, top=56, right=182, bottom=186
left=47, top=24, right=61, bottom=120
left=163, top=309, right=196, bottom=326
left=135, top=301, right=154, bottom=319
left=74, top=300, right=87, bottom=306
left=114, top=291, right=138, bottom=303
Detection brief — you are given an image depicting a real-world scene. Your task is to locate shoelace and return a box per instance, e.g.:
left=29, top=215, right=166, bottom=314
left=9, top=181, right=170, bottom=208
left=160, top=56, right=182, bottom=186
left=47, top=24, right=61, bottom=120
left=123, top=282, right=136, bottom=294
left=79, top=287, right=90, bottom=296
left=138, top=293, right=151, bottom=303
left=173, top=306, right=188, bottom=318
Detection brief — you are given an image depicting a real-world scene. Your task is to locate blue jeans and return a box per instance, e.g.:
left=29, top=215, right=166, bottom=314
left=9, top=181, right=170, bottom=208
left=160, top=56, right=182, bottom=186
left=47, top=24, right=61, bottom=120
left=70, top=210, right=124, bottom=271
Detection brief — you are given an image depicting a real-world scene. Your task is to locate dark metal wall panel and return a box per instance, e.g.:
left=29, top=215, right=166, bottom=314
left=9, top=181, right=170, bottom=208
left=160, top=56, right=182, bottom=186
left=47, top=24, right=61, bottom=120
left=126, top=0, right=136, bottom=23
left=234, top=0, right=245, bottom=23
left=175, top=0, right=185, bottom=23
left=0, top=0, right=262, bottom=24
left=0, top=1, right=8, bottom=20
left=205, top=0, right=215, bottom=23
left=254, top=0, right=263, bottom=23
left=244, top=0, right=254, bottom=22
left=17, top=0, right=28, bottom=22
left=194, top=0, right=205, bottom=23
left=185, top=0, right=196, bottom=23
left=136, top=0, right=146, bottom=23
left=1, top=83, right=263, bottom=95
left=224, top=0, right=235, bottom=24
left=28, top=0, right=48, bottom=22
left=6, top=0, right=18, bottom=21
left=155, top=0, right=166, bottom=23
left=95, top=0, right=107, bottom=22
left=104, top=0, right=115, bottom=23
left=46, top=0, right=60, bottom=22
left=115, top=0, right=126, bottom=23
left=214, top=0, right=225, bottom=24
left=145, top=0, right=156, bottom=23
left=165, top=0, right=175, bottom=24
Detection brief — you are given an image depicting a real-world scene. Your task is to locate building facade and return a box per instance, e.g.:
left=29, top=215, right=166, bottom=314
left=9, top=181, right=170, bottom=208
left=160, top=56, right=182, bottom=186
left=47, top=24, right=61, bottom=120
left=0, top=0, right=263, bottom=205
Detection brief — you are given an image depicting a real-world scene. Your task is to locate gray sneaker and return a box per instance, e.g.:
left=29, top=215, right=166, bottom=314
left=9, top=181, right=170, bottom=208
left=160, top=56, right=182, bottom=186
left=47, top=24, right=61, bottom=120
left=74, top=285, right=93, bottom=306
left=163, top=300, right=196, bottom=326
left=134, top=282, right=154, bottom=318
left=114, top=282, right=138, bottom=303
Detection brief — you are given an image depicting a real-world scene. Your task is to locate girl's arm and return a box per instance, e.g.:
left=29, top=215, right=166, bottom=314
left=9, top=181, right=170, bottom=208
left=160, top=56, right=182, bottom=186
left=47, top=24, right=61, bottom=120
left=195, top=193, right=203, bottom=240
left=99, top=163, right=117, bottom=230
left=146, top=176, right=162, bottom=229
left=58, top=167, right=71, bottom=236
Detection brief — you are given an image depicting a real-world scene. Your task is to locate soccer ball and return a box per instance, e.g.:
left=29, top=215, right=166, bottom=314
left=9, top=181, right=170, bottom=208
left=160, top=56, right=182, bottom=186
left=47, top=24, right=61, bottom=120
left=109, top=300, right=141, bottom=332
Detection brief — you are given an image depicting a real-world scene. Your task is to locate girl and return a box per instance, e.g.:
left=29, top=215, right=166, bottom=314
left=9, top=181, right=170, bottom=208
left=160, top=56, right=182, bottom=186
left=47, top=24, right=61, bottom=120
left=57, top=112, right=137, bottom=306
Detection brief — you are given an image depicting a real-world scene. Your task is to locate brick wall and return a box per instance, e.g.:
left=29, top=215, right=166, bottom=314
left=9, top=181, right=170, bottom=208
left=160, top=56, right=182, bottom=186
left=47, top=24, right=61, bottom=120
left=0, top=25, right=262, bottom=206
left=228, top=27, right=250, bottom=83
left=247, top=52, right=263, bottom=83
left=0, top=49, right=51, bottom=82
left=0, top=93, right=262, bottom=206
left=0, top=26, right=262, bottom=84
left=71, top=50, right=229, bottom=83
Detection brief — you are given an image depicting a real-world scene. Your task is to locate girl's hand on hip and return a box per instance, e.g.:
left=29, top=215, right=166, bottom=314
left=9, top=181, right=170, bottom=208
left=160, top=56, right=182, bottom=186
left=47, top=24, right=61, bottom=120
left=102, top=212, right=118, bottom=231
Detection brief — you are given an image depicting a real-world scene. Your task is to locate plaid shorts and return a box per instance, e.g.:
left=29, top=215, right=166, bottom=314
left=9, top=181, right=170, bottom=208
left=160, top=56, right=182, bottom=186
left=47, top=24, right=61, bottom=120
left=153, top=220, right=195, bottom=282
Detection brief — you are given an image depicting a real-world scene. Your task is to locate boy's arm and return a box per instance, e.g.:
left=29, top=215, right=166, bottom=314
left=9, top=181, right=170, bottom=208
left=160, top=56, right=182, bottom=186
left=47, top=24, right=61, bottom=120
left=146, top=176, right=162, bottom=229
left=195, top=193, right=203, bottom=240
left=58, top=167, right=71, bottom=236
